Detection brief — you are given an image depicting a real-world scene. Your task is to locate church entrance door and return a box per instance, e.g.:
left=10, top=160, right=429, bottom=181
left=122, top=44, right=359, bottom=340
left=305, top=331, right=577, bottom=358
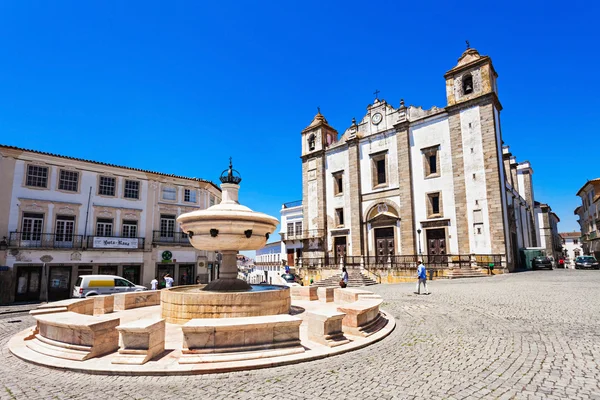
left=426, top=228, right=447, bottom=264
left=375, top=227, right=395, bottom=264
left=334, top=237, right=347, bottom=265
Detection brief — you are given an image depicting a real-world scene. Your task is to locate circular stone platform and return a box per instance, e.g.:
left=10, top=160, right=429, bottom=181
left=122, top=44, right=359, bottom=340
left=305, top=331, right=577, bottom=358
left=8, top=302, right=395, bottom=376
left=161, top=284, right=291, bottom=324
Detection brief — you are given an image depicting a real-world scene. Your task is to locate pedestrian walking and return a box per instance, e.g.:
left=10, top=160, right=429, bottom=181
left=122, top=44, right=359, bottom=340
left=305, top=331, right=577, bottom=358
left=150, top=277, right=158, bottom=290
left=164, top=274, right=174, bottom=288
left=415, top=260, right=429, bottom=295
left=340, top=267, right=349, bottom=288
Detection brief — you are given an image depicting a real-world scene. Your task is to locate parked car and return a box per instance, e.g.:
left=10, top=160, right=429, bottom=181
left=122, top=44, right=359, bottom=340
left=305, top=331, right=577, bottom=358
left=532, top=256, right=553, bottom=270
left=73, top=275, right=147, bottom=298
left=574, top=256, right=600, bottom=270
left=281, top=273, right=304, bottom=286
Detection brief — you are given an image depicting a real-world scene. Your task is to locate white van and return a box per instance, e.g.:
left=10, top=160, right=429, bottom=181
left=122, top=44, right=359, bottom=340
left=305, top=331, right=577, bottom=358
left=72, top=275, right=147, bottom=298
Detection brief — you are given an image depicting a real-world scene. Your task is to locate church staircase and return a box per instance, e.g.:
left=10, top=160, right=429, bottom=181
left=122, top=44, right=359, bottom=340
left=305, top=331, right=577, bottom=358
left=445, top=267, right=489, bottom=279
left=311, top=270, right=378, bottom=287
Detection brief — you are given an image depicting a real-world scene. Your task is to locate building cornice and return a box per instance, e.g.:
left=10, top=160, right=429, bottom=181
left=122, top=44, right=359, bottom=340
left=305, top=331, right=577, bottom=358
left=445, top=92, right=502, bottom=113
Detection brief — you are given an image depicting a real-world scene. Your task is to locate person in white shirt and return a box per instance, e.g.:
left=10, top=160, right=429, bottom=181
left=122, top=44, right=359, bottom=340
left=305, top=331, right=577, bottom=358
left=150, top=277, right=158, bottom=290
left=164, top=274, right=174, bottom=288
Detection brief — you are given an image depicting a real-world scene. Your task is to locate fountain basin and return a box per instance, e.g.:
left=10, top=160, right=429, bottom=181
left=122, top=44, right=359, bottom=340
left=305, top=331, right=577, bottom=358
left=160, top=285, right=291, bottom=324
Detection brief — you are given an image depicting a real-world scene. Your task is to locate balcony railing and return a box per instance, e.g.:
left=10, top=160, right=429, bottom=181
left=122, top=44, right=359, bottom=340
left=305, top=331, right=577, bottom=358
left=9, top=232, right=85, bottom=249
left=283, top=200, right=302, bottom=209
left=281, top=229, right=325, bottom=241
left=152, top=231, right=193, bottom=246
left=86, top=236, right=145, bottom=250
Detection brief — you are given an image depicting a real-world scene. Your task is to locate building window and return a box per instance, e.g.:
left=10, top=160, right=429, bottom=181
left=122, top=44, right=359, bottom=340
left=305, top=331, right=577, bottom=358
left=295, top=221, right=302, bottom=236
left=96, top=218, right=113, bottom=237
left=308, top=134, right=316, bottom=151
left=427, top=192, right=442, bottom=218
left=55, top=215, right=75, bottom=244
left=209, top=195, right=216, bottom=207
left=184, top=189, right=197, bottom=203
left=463, top=74, right=473, bottom=95
left=21, top=213, right=44, bottom=241
left=333, top=172, right=343, bottom=195
left=422, top=146, right=440, bottom=178
left=162, top=187, right=177, bottom=201
left=26, top=165, right=49, bottom=188
left=99, top=176, right=116, bottom=196
left=287, top=223, right=294, bottom=238
left=58, top=170, right=79, bottom=192
left=124, top=180, right=140, bottom=199
left=335, top=208, right=345, bottom=227
left=573, top=239, right=578, bottom=245
left=122, top=220, right=138, bottom=238
left=370, top=152, right=388, bottom=188
left=160, top=215, right=176, bottom=238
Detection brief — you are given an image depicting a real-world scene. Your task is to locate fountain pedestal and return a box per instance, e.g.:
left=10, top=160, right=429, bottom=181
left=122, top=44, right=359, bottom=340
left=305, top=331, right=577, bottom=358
left=203, top=250, right=251, bottom=291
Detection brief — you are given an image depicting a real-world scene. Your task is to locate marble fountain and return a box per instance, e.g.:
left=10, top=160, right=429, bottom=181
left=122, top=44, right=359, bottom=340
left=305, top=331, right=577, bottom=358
left=8, top=161, right=395, bottom=375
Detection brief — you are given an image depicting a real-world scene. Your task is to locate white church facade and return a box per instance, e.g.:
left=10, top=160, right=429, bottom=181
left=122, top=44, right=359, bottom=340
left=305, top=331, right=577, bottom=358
left=299, top=47, right=538, bottom=272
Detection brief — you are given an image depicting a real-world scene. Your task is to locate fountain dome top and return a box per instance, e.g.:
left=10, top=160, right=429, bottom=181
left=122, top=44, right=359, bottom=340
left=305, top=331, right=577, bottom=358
left=220, top=157, right=242, bottom=185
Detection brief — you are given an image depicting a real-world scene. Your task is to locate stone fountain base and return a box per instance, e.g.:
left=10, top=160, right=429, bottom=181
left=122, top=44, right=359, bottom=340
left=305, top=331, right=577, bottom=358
left=160, top=285, right=291, bottom=324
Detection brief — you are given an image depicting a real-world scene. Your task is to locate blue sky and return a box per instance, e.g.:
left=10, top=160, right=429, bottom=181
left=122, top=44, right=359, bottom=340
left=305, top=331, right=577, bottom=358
left=1, top=0, right=598, bottom=249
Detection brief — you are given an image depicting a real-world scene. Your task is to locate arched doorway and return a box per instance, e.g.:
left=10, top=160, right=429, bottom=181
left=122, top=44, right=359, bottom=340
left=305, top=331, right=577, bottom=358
left=366, top=202, right=400, bottom=264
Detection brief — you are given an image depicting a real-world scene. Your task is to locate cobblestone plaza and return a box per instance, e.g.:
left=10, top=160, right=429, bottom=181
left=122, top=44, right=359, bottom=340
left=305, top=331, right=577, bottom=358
left=2, top=270, right=599, bottom=400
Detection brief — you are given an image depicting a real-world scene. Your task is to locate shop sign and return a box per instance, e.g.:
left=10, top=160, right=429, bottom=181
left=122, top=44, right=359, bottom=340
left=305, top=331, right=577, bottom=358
left=93, top=237, right=139, bottom=249
left=0, top=266, right=9, bottom=271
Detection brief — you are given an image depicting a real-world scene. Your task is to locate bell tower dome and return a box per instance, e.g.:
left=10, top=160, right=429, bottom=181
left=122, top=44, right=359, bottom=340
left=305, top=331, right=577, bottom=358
left=444, top=44, right=499, bottom=106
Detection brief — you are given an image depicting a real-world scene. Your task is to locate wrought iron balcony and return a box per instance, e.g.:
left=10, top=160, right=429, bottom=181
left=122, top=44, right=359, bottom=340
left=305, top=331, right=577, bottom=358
left=281, top=229, right=324, bottom=241
left=9, top=232, right=85, bottom=249
left=152, top=231, right=193, bottom=246
left=86, top=236, right=145, bottom=250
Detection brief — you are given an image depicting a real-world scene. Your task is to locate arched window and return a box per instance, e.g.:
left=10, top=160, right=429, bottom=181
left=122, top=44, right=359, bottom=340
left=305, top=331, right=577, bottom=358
left=462, top=74, right=473, bottom=95
left=308, top=134, right=316, bottom=151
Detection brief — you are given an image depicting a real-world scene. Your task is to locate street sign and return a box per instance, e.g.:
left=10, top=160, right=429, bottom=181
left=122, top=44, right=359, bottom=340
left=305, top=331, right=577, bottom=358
left=0, top=266, right=9, bottom=271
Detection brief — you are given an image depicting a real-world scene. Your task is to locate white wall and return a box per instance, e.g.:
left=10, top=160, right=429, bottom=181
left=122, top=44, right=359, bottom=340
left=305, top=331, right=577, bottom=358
left=409, top=115, right=459, bottom=253
left=9, top=159, right=148, bottom=236
left=358, top=131, right=398, bottom=194
left=460, top=106, right=492, bottom=254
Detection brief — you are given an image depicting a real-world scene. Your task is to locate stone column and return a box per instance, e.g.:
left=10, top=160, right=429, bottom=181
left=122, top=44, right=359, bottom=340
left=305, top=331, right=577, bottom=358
left=447, top=111, right=470, bottom=254
left=347, top=139, right=363, bottom=256
left=394, top=121, right=416, bottom=254
left=479, top=103, right=508, bottom=255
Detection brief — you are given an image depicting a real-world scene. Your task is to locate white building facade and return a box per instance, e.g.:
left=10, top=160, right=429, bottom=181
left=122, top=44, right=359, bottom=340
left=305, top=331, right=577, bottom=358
left=560, top=232, right=582, bottom=267
left=279, top=200, right=303, bottom=267
left=299, top=47, right=538, bottom=271
left=0, top=145, right=221, bottom=303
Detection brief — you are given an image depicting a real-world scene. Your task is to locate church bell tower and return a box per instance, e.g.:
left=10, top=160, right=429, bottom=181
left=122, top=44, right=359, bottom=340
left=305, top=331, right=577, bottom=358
left=300, top=110, right=338, bottom=259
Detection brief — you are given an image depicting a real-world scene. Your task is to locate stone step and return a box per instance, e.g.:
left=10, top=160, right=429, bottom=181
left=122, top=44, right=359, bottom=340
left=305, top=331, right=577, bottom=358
left=26, top=336, right=91, bottom=361
left=311, top=272, right=378, bottom=288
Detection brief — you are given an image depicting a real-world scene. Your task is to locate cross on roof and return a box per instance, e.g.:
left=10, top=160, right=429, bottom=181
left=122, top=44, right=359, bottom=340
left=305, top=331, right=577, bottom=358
left=374, top=89, right=380, bottom=100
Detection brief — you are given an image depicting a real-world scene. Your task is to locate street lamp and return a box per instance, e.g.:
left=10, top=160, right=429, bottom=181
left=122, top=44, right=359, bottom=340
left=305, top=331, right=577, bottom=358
left=417, top=229, right=422, bottom=255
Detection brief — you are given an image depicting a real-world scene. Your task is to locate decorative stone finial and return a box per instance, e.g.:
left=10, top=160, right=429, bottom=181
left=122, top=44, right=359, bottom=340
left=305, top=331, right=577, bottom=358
left=400, top=98, right=405, bottom=108
left=351, top=117, right=356, bottom=125
left=466, top=40, right=470, bottom=49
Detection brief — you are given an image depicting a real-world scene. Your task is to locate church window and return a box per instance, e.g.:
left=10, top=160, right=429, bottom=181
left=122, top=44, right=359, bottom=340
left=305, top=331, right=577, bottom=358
left=335, top=208, right=345, bottom=227
left=462, top=74, right=473, bottom=95
left=427, top=192, right=442, bottom=218
left=308, top=135, right=316, bottom=151
left=370, top=151, right=388, bottom=189
left=333, top=172, right=343, bottom=195
left=422, top=145, right=440, bottom=178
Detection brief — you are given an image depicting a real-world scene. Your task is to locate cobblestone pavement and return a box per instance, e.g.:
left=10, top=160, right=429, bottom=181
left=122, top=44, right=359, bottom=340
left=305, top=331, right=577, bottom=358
left=1, top=270, right=600, bottom=400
